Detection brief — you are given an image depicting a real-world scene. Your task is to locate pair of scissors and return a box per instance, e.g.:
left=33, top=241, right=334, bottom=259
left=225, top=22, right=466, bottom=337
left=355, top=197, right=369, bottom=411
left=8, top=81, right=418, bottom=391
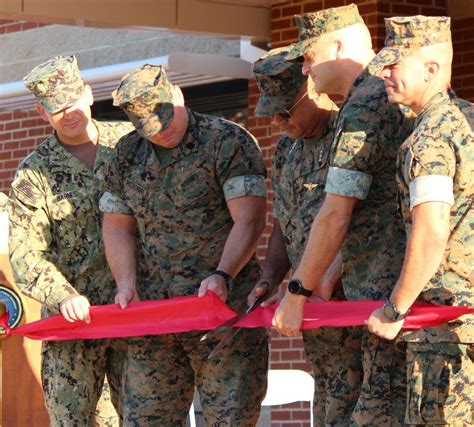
left=201, top=293, right=266, bottom=359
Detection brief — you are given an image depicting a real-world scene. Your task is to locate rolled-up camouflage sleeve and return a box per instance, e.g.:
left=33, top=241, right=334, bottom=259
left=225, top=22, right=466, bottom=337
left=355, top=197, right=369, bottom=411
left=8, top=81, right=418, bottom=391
left=403, top=133, right=456, bottom=210
left=99, top=147, right=133, bottom=215
left=8, top=169, right=78, bottom=312
left=216, top=125, right=267, bottom=201
left=325, top=106, right=382, bottom=199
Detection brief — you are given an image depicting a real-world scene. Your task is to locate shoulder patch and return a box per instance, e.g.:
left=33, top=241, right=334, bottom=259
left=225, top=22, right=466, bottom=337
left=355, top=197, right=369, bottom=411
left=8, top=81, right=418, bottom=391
left=12, top=177, right=42, bottom=205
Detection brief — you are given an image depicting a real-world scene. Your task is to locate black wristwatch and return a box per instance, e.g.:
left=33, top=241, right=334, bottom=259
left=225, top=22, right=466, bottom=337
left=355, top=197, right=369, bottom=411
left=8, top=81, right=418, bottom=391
left=288, top=279, right=312, bottom=298
left=213, top=270, right=233, bottom=290
left=383, top=300, right=410, bottom=321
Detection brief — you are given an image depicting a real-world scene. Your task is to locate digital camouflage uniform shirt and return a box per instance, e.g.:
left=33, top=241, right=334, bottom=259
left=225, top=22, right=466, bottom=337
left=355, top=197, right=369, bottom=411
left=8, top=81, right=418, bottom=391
left=398, top=89, right=473, bottom=345
left=326, top=65, right=414, bottom=300
left=99, top=108, right=268, bottom=426
left=8, top=119, right=133, bottom=426
left=9, top=120, right=133, bottom=313
left=9, top=121, right=133, bottom=313
left=100, top=109, right=266, bottom=310
left=324, top=64, right=414, bottom=426
left=397, top=90, right=473, bottom=425
left=272, top=108, right=363, bottom=426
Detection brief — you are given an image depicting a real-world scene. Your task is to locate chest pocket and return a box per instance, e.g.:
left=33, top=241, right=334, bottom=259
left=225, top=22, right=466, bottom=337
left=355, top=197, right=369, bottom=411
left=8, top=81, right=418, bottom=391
left=48, top=193, right=96, bottom=252
left=49, top=193, right=93, bottom=222
left=155, top=170, right=213, bottom=213
left=124, top=179, right=152, bottom=219
left=276, top=144, right=330, bottom=229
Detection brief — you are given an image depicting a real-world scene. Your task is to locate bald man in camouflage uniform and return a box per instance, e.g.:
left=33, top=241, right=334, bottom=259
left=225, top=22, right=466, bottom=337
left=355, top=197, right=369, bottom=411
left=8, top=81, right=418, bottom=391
left=8, top=56, right=132, bottom=426
left=272, top=5, right=415, bottom=425
left=249, top=47, right=362, bottom=425
left=368, top=16, right=473, bottom=425
left=99, top=64, right=268, bottom=426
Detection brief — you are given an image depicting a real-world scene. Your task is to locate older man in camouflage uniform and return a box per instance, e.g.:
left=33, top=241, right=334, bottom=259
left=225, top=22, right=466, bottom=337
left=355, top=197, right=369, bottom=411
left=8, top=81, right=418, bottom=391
left=8, top=55, right=132, bottom=426
left=367, top=16, right=473, bottom=425
left=99, top=64, right=268, bottom=426
left=272, top=4, right=414, bottom=425
left=249, top=47, right=362, bottom=426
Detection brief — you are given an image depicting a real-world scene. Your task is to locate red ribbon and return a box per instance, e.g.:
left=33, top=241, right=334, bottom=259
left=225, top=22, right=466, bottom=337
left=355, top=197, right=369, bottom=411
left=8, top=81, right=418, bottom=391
left=1, top=292, right=472, bottom=341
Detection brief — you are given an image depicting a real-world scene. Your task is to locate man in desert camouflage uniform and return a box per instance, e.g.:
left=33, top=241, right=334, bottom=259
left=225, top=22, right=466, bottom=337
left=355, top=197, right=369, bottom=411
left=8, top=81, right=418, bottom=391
left=99, top=64, right=268, bottom=426
left=250, top=46, right=362, bottom=425
left=272, top=4, right=414, bottom=425
left=8, top=55, right=132, bottom=426
left=367, top=16, right=473, bottom=425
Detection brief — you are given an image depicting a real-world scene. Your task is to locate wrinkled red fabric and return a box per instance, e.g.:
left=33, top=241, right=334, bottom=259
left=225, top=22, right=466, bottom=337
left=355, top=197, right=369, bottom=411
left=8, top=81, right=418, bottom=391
left=1, top=292, right=472, bottom=341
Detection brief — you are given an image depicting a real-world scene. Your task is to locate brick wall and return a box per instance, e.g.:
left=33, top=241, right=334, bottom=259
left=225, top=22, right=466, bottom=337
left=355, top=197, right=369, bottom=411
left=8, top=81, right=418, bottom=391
left=452, top=17, right=474, bottom=101
left=0, top=109, right=51, bottom=193
left=0, top=18, right=50, bottom=193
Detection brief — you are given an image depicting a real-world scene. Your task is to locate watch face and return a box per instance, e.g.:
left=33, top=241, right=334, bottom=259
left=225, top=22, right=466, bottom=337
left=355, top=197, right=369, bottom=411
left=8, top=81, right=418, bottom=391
left=383, top=303, right=397, bottom=321
left=288, top=280, right=301, bottom=295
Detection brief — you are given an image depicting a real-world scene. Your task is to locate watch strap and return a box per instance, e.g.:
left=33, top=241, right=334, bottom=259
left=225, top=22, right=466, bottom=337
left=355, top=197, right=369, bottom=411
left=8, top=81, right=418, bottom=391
left=213, top=270, right=233, bottom=290
left=383, top=300, right=410, bottom=321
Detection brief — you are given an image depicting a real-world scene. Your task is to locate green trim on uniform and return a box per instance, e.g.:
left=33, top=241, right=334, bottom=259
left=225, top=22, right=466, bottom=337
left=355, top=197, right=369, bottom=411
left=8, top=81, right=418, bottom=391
left=222, top=175, right=266, bottom=201
left=325, top=166, right=372, bottom=200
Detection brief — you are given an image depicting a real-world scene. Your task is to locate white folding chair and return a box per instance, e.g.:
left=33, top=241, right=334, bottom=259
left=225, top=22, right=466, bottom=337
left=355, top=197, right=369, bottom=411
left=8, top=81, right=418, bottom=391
left=261, top=369, right=315, bottom=427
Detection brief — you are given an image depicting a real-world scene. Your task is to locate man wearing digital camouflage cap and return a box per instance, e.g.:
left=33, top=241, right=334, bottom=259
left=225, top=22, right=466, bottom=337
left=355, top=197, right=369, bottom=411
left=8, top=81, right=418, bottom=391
left=8, top=55, right=132, bottom=426
left=249, top=46, right=363, bottom=425
left=99, top=64, right=268, bottom=425
left=367, top=16, right=473, bottom=424
left=272, top=4, right=415, bottom=425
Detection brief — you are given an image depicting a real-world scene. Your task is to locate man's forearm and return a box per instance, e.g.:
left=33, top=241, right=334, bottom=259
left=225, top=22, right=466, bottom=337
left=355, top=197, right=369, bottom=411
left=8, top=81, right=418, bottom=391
left=390, top=202, right=450, bottom=313
left=103, top=215, right=137, bottom=291
left=293, top=197, right=352, bottom=293
left=217, top=216, right=264, bottom=278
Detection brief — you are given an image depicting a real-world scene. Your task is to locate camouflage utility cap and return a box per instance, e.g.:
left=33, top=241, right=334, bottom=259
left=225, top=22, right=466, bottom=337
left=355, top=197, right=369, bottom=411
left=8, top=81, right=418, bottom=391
left=112, top=64, right=174, bottom=138
left=23, top=55, right=85, bottom=113
left=286, top=3, right=364, bottom=61
left=253, top=45, right=307, bottom=117
left=374, top=16, right=451, bottom=67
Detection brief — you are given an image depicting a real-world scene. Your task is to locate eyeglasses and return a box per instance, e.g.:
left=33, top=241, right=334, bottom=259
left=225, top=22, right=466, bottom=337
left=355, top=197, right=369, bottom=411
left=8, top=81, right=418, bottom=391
left=278, top=92, right=308, bottom=119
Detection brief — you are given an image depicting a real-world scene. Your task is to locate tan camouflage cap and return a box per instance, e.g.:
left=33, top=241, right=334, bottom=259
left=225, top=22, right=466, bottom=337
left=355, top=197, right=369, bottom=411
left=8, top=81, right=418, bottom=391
left=286, top=3, right=364, bottom=61
left=253, top=45, right=307, bottom=117
left=23, top=55, right=85, bottom=113
left=112, top=64, right=174, bottom=138
left=374, top=16, right=451, bottom=67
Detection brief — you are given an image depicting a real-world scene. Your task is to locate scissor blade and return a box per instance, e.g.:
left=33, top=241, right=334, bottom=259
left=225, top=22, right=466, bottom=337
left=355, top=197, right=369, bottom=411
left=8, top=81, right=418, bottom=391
left=200, top=293, right=267, bottom=342
left=199, top=312, right=243, bottom=342
left=205, top=294, right=267, bottom=357
left=206, top=327, right=242, bottom=359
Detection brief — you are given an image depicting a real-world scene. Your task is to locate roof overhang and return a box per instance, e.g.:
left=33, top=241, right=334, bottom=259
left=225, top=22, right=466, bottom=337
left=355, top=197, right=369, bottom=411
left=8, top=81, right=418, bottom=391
left=0, top=48, right=264, bottom=110
left=0, top=0, right=272, bottom=41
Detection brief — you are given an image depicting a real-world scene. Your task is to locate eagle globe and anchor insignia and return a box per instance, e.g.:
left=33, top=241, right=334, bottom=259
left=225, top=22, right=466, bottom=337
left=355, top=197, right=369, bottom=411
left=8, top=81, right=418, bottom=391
left=0, top=285, right=24, bottom=330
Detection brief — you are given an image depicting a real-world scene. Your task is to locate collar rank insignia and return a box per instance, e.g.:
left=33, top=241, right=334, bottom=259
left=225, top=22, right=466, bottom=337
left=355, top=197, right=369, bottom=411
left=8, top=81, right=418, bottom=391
left=303, top=183, right=318, bottom=190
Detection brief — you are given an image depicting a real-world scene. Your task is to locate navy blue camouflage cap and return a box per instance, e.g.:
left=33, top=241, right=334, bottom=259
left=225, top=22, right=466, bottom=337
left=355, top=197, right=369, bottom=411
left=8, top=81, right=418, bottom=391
left=373, top=16, right=451, bottom=67
left=286, top=4, right=364, bottom=61
left=23, top=55, right=85, bottom=113
left=112, top=64, right=174, bottom=138
left=253, top=45, right=307, bottom=117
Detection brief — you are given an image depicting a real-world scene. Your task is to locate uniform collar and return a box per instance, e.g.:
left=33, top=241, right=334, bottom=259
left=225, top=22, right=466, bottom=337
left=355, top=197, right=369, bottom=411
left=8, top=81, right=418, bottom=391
left=144, top=108, right=199, bottom=170
left=415, top=89, right=453, bottom=126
